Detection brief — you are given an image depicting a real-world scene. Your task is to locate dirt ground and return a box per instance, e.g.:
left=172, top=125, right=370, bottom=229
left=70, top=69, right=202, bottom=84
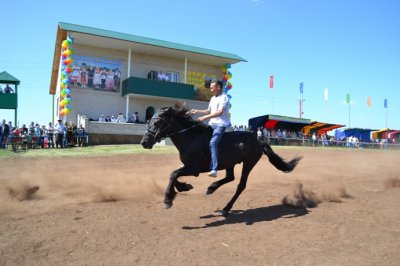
left=1, top=147, right=400, bottom=265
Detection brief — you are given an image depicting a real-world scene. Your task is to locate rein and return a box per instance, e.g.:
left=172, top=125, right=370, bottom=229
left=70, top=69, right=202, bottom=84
left=146, top=114, right=200, bottom=142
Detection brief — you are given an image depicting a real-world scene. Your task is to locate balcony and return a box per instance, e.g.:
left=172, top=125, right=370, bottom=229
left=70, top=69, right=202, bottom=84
left=122, top=76, right=209, bottom=102
left=0, top=93, right=17, bottom=109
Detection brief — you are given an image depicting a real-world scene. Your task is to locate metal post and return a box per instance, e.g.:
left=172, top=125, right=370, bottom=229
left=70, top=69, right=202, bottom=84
left=184, top=57, right=187, bottom=84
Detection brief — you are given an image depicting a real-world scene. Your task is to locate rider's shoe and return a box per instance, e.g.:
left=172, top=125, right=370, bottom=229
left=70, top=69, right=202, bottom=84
left=208, top=170, right=217, bottom=178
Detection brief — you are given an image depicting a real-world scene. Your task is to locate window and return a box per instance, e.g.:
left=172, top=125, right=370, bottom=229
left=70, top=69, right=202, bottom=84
left=166, top=72, right=180, bottom=83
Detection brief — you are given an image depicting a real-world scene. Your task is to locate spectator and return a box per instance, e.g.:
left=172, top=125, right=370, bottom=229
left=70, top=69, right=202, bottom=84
left=55, top=119, right=66, bottom=148
left=76, top=124, right=87, bottom=146
left=116, top=112, right=126, bottom=123
left=127, top=113, right=136, bottom=123
left=105, top=115, right=111, bottom=122
left=98, top=114, right=105, bottom=122
left=110, top=115, right=117, bottom=123
left=0, top=85, right=3, bottom=93
left=4, top=84, right=14, bottom=93
left=1, top=119, right=11, bottom=148
left=257, top=127, right=263, bottom=141
left=47, top=122, right=55, bottom=148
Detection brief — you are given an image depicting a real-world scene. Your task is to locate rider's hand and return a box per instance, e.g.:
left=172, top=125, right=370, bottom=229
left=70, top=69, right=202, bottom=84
left=190, top=109, right=197, bottom=115
left=197, top=116, right=205, bottom=123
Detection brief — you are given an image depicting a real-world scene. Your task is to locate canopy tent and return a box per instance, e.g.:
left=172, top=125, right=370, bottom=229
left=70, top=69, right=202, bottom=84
left=302, top=122, right=344, bottom=136
left=248, top=114, right=311, bottom=132
left=388, top=130, right=400, bottom=141
left=335, top=128, right=376, bottom=142
left=371, top=128, right=390, bottom=140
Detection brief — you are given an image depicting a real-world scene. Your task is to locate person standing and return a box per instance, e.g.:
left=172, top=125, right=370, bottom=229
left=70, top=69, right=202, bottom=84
left=55, top=120, right=66, bottom=148
left=4, top=84, right=14, bottom=93
left=47, top=122, right=55, bottom=148
left=190, top=79, right=231, bottom=177
left=1, top=119, right=10, bottom=149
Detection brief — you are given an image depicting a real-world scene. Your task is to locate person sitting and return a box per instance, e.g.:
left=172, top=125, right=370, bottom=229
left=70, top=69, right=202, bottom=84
left=110, top=115, right=117, bottom=123
left=116, top=113, right=126, bottom=123
left=105, top=115, right=111, bottom=122
left=4, top=84, right=14, bottom=93
left=98, top=114, right=105, bottom=122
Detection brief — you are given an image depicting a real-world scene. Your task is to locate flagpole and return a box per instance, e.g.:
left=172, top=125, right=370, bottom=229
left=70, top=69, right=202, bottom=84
left=271, top=89, right=274, bottom=114
left=348, top=102, right=351, bottom=127
left=386, top=107, right=388, bottom=128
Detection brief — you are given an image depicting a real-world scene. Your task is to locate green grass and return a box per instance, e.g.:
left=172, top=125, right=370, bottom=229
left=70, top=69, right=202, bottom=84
left=0, top=144, right=178, bottom=159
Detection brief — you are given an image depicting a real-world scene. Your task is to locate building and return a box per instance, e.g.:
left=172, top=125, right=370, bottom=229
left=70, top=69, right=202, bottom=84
left=49, top=22, right=245, bottom=144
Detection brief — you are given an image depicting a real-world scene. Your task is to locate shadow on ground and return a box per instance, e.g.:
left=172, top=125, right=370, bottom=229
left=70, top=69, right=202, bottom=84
left=182, top=204, right=309, bottom=229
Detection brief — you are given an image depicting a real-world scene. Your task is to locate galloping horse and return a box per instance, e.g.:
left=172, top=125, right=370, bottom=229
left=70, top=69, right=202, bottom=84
left=141, top=104, right=302, bottom=216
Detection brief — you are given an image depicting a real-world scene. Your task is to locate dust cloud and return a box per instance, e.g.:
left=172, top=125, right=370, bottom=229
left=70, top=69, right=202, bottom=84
left=282, top=181, right=353, bottom=208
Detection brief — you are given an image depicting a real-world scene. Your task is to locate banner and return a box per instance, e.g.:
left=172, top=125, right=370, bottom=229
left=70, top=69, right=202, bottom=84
left=324, top=88, right=328, bottom=101
left=300, top=82, right=304, bottom=94
left=384, top=98, right=387, bottom=108
left=367, top=96, right=371, bottom=107
left=69, top=55, right=122, bottom=93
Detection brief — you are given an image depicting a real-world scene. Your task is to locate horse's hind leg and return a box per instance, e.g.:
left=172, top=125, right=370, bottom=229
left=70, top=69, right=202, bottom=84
left=206, top=167, right=235, bottom=195
left=220, top=161, right=257, bottom=216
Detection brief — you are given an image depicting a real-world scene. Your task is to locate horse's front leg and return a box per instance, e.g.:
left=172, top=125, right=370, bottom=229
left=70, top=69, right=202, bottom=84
left=164, top=167, right=198, bottom=209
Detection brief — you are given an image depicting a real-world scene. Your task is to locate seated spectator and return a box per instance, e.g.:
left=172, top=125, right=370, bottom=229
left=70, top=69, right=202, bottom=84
left=127, top=113, right=136, bottom=123
left=116, top=113, right=126, bottom=123
left=105, top=115, right=111, bottom=122
left=4, top=84, right=14, bottom=93
left=110, top=115, right=117, bottom=123
left=98, top=114, right=105, bottom=122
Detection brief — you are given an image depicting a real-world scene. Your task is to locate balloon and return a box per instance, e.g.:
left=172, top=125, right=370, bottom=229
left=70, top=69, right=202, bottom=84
left=65, top=98, right=71, bottom=104
left=60, top=83, right=66, bottom=89
left=61, top=73, right=66, bottom=79
left=66, top=67, right=73, bottom=73
left=67, top=36, right=74, bottom=45
left=227, top=94, right=232, bottom=100
left=61, top=89, right=66, bottom=96
left=65, top=88, right=71, bottom=94
left=64, top=108, right=71, bottom=114
left=66, top=104, right=72, bottom=109
left=60, top=100, right=66, bottom=107
left=61, top=40, right=69, bottom=49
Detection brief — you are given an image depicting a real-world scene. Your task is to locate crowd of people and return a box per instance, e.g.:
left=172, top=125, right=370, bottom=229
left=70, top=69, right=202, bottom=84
left=0, top=119, right=88, bottom=150
left=97, top=112, right=143, bottom=124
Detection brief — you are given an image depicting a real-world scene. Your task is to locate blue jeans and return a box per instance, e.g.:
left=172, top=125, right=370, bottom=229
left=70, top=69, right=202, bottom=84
left=209, top=125, right=226, bottom=171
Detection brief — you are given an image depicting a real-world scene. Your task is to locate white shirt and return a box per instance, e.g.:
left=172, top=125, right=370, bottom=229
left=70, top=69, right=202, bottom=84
left=208, top=93, right=231, bottom=127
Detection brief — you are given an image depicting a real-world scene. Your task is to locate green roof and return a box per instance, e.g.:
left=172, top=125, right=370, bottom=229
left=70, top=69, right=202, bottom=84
left=59, top=22, right=247, bottom=62
left=0, top=71, right=20, bottom=85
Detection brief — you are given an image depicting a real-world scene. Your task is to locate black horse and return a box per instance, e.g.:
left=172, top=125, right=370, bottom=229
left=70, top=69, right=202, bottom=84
left=141, top=104, right=302, bottom=216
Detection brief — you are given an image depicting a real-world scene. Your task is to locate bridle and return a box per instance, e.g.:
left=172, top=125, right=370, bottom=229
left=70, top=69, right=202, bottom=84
left=145, top=113, right=199, bottom=142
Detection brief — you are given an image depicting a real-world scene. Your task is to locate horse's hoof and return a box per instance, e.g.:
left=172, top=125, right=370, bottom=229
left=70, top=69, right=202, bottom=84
left=219, top=209, right=229, bottom=217
left=176, top=183, right=193, bottom=192
left=164, top=202, right=172, bottom=209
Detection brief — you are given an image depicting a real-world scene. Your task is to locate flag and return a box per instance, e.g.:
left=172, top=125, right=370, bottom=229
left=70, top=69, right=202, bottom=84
left=269, top=75, right=274, bottom=89
left=367, top=96, right=371, bottom=107
left=346, top=93, right=350, bottom=104
left=324, top=88, right=328, bottom=101
left=384, top=98, right=387, bottom=108
left=300, top=82, right=304, bottom=94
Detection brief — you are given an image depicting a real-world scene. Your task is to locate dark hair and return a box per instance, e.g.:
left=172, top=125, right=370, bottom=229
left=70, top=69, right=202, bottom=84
left=211, top=79, right=223, bottom=90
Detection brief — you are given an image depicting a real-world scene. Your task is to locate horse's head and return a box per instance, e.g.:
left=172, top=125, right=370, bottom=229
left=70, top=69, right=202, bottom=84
left=141, top=107, right=173, bottom=149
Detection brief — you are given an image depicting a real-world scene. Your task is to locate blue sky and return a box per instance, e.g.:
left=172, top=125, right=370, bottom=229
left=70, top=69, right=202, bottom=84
left=1, top=0, right=399, bottom=130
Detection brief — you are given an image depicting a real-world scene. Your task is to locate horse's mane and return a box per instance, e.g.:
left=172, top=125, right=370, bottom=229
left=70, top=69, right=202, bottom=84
left=163, top=103, right=207, bottom=129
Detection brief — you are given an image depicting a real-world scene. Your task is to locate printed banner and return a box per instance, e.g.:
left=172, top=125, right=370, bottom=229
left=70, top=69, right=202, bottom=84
left=68, top=55, right=122, bottom=93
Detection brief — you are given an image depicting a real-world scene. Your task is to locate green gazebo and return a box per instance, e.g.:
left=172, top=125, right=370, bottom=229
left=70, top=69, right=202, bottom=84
left=0, top=71, right=20, bottom=126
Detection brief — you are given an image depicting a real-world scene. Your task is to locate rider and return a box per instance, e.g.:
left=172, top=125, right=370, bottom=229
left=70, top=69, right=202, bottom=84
left=190, top=79, right=231, bottom=177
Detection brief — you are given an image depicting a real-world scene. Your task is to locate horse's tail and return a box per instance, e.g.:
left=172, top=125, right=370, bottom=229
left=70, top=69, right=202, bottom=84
left=262, top=142, right=302, bottom=172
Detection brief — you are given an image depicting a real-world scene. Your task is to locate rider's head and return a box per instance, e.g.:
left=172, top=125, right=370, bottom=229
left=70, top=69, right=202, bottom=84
left=210, top=79, right=223, bottom=95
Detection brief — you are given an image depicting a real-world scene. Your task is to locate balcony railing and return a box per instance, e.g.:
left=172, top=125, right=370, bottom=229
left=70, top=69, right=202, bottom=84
left=122, top=76, right=210, bottom=102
